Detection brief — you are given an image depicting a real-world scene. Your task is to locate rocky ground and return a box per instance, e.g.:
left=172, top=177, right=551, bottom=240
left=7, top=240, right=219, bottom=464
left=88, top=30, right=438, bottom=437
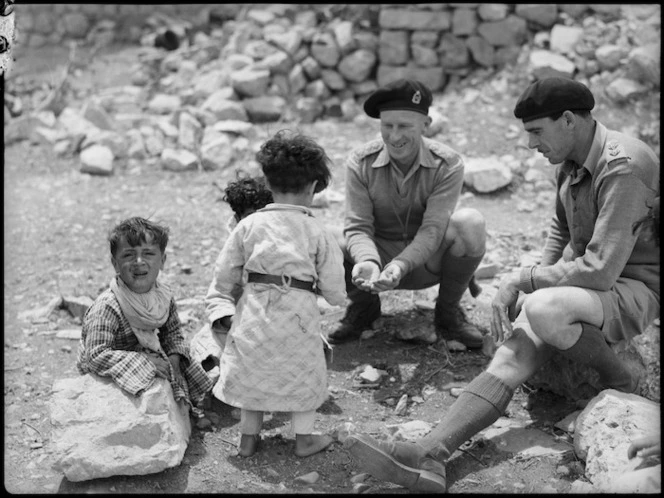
left=4, top=26, right=660, bottom=495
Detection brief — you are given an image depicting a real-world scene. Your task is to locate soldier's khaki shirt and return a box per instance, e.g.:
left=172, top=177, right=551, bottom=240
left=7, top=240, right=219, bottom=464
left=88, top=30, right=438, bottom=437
left=528, top=121, right=660, bottom=295
left=344, top=137, right=464, bottom=275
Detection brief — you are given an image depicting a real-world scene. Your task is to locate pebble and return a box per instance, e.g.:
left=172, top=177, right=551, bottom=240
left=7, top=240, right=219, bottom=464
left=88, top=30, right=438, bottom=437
left=394, top=394, right=408, bottom=415
left=353, top=483, right=371, bottom=493
left=351, top=473, right=369, bottom=483
left=294, top=471, right=319, bottom=484
left=450, top=387, right=464, bottom=397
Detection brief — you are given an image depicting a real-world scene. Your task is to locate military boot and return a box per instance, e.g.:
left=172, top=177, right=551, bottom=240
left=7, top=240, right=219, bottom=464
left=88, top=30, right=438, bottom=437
left=434, top=301, right=484, bottom=349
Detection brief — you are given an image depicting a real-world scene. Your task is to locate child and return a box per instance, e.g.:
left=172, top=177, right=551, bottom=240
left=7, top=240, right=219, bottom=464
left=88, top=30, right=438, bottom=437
left=205, top=130, right=346, bottom=458
left=223, top=175, right=274, bottom=231
left=77, top=217, right=213, bottom=413
left=191, top=176, right=274, bottom=373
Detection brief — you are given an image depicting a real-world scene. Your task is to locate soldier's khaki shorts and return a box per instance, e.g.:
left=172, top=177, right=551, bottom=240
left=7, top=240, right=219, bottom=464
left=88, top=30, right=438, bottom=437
left=597, top=276, right=659, bottom=344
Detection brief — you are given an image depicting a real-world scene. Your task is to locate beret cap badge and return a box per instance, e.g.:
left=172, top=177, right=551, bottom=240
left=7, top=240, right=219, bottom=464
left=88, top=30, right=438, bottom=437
left=412, top=91, right=422, bottom=104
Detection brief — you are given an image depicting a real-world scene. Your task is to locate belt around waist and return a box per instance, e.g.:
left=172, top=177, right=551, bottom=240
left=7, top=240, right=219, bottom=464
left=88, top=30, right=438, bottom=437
left=247, top=272, right=316, bottom=292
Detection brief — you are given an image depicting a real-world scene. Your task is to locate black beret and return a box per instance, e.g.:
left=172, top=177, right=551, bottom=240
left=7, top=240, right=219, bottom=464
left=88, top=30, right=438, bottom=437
left=514, top=77, right=595, bottom=122
left=364, top=79, right=432, bottom=119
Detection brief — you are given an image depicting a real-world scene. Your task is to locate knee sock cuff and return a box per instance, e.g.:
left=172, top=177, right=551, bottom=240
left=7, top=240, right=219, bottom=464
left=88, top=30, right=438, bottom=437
left=464, top=372, right=514, bottom=414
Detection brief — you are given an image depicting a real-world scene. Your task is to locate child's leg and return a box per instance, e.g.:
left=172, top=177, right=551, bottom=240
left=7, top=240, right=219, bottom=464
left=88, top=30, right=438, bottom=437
left=292, top=410, right=333, bottom=457
left=239, top=409, right=263, bottom=457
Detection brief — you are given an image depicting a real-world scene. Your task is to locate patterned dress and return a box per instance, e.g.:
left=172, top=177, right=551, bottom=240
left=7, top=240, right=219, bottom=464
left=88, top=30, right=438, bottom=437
left=206, top=204, right=346, bottom=412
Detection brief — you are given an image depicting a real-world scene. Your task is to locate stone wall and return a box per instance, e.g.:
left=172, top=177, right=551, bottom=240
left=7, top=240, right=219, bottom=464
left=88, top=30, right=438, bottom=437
left=16, top=4, right=651, bottom=95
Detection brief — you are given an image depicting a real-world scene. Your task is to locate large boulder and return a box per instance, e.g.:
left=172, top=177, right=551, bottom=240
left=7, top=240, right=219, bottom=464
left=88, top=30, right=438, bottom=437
left=49, top=375, right=191, bottom=482
left=574, top=389, right=660, bottom=492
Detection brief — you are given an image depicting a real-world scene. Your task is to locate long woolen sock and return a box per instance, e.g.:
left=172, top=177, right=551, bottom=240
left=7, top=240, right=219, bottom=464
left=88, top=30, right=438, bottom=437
left=436, top=253, right=484, bottom=307
left=557, top=323, right=637, bottom=393
left=420, top=372, right=514, bottom=461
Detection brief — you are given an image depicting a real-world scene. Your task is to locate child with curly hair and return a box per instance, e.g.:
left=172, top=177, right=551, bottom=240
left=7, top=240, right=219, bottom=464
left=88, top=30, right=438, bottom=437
left=205, top=130, right=346, bottom=458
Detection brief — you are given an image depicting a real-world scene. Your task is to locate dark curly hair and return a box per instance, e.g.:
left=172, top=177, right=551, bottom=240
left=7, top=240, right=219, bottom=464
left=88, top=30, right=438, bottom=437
left=223, top=176, right=274, bottom=220
left=256, top=130, right=332, bottom=194
left=109, top=217, right=169, bottom=257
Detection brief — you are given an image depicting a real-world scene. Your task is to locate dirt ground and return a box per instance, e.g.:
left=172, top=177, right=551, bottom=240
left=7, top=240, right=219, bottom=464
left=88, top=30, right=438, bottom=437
left=3, top=41, right=659, bottom=494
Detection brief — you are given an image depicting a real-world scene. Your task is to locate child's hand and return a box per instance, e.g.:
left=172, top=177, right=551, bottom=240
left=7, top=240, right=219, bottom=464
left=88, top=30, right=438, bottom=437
left=147, top=353, right=170, bottom=379
left=628, top=434, right=661, bottom=459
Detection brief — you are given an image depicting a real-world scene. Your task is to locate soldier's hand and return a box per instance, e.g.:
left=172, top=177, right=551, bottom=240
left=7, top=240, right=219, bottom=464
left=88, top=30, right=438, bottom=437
left=490, top=273, right=520, bottom=343
left=371, top=263, right=403, bottom=292
left=351, top=261, right=380, bottom=292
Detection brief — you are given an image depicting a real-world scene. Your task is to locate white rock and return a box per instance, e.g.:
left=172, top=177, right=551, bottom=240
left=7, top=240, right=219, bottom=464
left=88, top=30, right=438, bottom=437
left=605, top=77, right=649, bottom=103
left=574, top=390, right=660, bottom=490
left=595, top=44, right=628, bottom=71
left=201, top=95, right=249, bottom=122
left=549, top=25, right=584, bottom=55
left=178, top=112, right=202, bottom=151
left=49, top=375, right=191, bottom=482
left=463, top=156, right=513, bottom=193
left=230, top=68, right=271, bottom=98
left=80, top=145, right=114, bottom=176
left=63, top=295, right=94, bottom=319
left=359, top=366, right=384, bottom=383
left=294, top=471, right=319, bottom=484
left=529, top=49, right=576, bottom=79
left=58, top=107, right=100, bottom=137
left=147, top=94, right=182, bottom=114
left=387, top=420, right=432, bottom=441
left=160, top=148, right=198, bottom=172
left=212, top=120, right=253, bottom=135
left=55, top=329, right=82, bottom=340
left=394, top=394, right=408, bottom=415
left=200, top=134, right=235, bottom=170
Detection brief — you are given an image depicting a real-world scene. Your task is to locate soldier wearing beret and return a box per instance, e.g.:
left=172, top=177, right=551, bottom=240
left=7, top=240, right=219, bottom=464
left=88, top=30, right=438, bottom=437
left=328, top=78, right=487, bottom=348
left=344, top=76, right=660, bottom=493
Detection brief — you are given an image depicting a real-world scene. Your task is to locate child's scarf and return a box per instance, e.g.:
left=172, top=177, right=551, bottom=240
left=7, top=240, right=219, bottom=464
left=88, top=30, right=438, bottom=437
left=109, top=276, right=172, bottom=353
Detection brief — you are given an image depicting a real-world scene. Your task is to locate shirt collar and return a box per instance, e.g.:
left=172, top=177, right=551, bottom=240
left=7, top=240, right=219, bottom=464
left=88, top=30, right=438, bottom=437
left=258, top=203, right=314, bottom=216
left=371, top=138, right=439, bottom=170
left=562, top=120, right=603, bottom=178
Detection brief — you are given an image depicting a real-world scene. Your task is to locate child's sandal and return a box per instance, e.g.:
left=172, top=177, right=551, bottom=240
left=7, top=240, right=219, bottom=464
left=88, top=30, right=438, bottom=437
left=238, top=434, right=261, bottom=457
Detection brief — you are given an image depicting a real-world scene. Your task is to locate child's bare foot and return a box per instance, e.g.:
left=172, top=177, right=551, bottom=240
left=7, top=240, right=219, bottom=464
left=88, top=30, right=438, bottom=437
left=238, top=434, right=260, bottom=457
left=294, top=434, right=334, bottom=457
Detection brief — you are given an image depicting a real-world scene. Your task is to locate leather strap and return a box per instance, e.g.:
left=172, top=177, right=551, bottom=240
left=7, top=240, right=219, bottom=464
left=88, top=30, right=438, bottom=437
left=247, top=272, right=315, bottom=292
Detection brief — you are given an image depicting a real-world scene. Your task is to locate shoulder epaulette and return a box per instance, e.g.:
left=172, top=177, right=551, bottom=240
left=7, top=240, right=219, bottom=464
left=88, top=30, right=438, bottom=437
left=605, top=139, right=630, bottom=165
left=352, top=138, right=384, bottom=160
left=426, top=138, right=461, bottom=165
